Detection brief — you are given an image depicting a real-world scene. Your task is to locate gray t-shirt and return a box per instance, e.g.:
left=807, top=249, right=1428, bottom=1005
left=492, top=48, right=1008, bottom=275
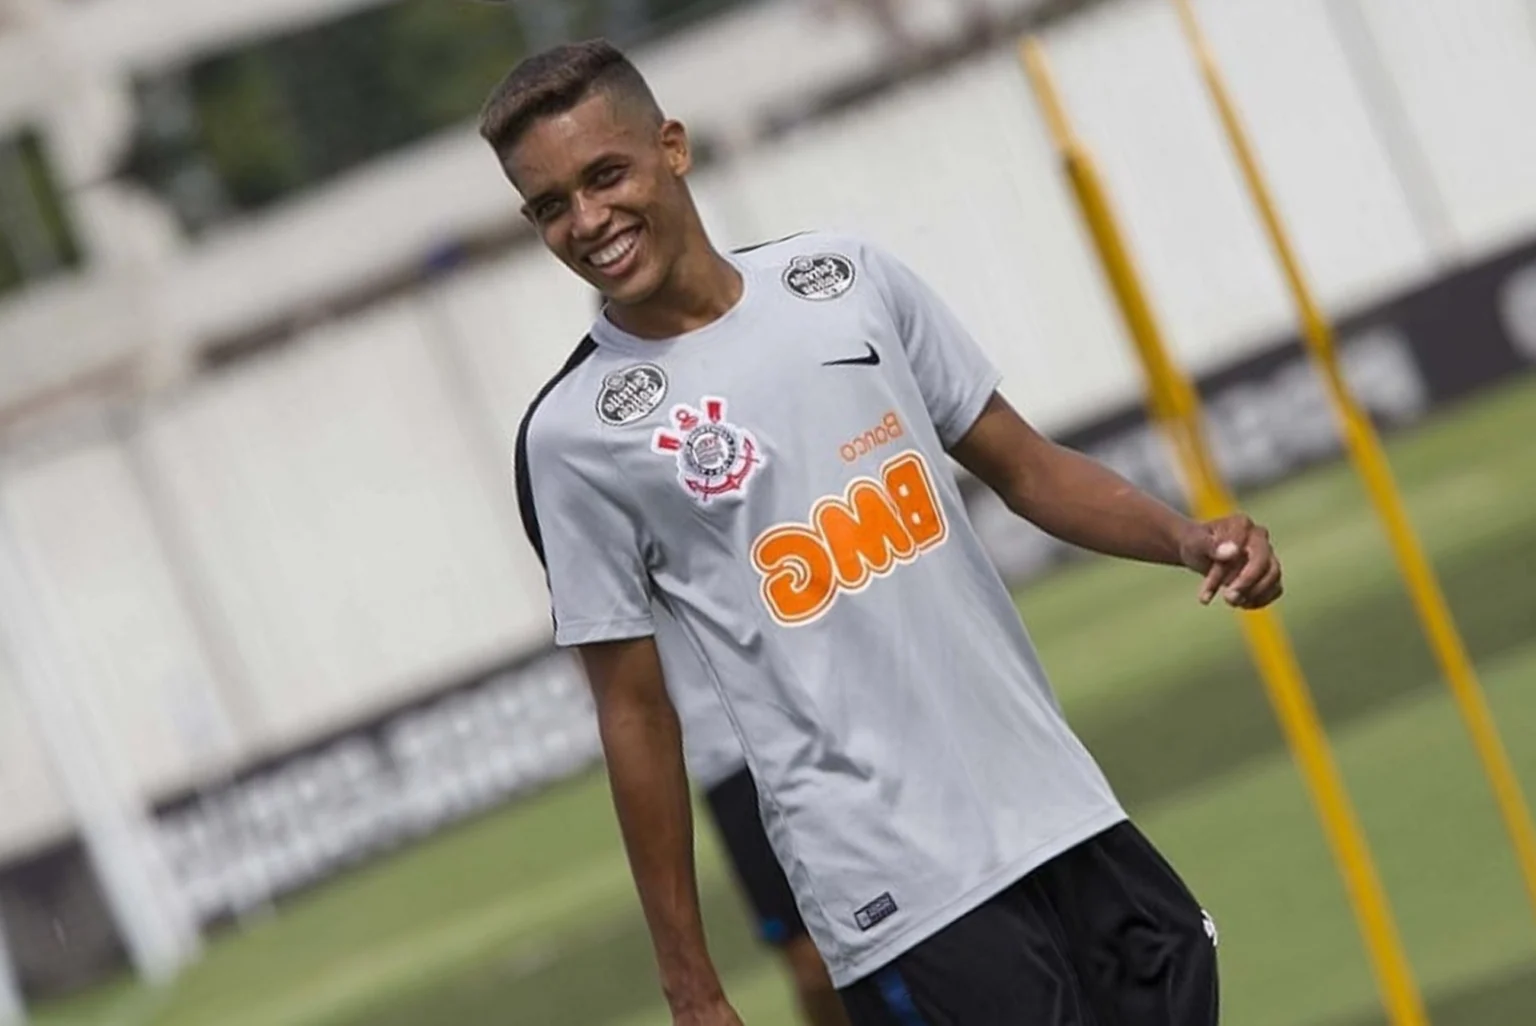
left=515, top=231, right=1125, bottom=986
left=654, top=603, right=748, bottom=791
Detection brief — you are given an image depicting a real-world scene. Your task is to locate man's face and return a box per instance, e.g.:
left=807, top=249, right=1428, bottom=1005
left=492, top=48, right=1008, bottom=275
left=506, top=91, right=691, bottom=306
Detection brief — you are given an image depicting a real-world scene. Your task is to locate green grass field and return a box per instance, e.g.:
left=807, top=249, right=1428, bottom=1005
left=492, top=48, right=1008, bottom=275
left=35, top=372, right=1536, bottom=1026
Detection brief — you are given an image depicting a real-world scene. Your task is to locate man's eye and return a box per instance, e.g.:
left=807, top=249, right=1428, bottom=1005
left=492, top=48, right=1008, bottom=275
left=593, top=165, right=625, bottom=187
left=534, top=199, right=565, bottom=221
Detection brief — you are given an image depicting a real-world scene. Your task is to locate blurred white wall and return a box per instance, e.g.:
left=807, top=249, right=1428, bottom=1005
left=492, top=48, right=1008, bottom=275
left=1353, top=0, right=1536, bottom=256
left=0, top=437, right=231, bottom=860
left=3, top=0, right=1536, bottom=858
left=0, top=659, right=71, bottom=858
left=136, top=302, right=543, bottom=748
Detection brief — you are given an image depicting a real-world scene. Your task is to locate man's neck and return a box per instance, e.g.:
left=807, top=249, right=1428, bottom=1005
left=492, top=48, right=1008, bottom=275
left=607, top=246, right=743, bottom=340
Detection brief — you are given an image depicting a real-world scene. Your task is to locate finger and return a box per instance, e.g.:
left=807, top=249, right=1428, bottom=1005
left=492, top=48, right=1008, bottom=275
left=1197, top=538, right=1243, bottom=604
left=1202, top=562, right=1243, bottom=605
left=1240, top=562, right=1283, bottom=608
left=1245, top=582, right=1284, bottom=610
left=1198, top=561, right=1227, bottom=605
left=1223, top=535, right=1273, bottom=603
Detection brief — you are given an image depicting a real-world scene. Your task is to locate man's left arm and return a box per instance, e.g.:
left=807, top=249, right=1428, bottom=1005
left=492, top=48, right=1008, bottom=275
left=950, top=392, right=1283, bottom=609
left=858, top=239, right=1281, bottom=610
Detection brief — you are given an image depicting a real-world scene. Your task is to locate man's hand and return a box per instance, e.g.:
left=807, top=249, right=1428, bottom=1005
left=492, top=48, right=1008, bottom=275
left=673, top=995, right=746, bottom=1026
left=1178, top=514, right=1283, bottom=609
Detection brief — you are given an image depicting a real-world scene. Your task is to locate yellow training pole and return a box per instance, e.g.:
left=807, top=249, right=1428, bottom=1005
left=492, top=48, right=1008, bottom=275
left=1020, top=38, right=1429, bottom=1026
left=1169, top=0, right=1536, bottom=927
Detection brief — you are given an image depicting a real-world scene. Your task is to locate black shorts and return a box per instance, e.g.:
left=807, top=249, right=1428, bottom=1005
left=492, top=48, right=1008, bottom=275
left=839, top=821, right=1219, bottom=1025
left=704, top=766, right=807, bottom=947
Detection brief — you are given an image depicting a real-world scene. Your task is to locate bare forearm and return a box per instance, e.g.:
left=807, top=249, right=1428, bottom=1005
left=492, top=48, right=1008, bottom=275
left=598, top=691, right=723, bottom=1011
left=951, top=393, right=1196, bottom=567
left=1004, top=442, right=1194, bottom=566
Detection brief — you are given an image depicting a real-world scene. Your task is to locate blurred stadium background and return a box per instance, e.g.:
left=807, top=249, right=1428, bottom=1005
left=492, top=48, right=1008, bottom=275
left=1, top=0, right=1535, bottom=1022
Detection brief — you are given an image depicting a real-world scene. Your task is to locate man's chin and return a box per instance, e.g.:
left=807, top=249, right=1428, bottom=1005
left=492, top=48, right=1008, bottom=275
left=596, top=269, right=662, bottom=309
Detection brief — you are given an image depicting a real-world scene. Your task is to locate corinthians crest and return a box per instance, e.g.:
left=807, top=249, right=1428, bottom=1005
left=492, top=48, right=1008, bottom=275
left=651, top=396, right=763, bottom=503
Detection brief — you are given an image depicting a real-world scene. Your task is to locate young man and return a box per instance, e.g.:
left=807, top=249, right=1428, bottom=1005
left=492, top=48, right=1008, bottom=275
left=486, top=40, right=1282, bottom=1025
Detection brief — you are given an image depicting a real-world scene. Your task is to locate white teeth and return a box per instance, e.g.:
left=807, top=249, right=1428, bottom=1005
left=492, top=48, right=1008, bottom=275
left=590, top=232, right=637, bottom=268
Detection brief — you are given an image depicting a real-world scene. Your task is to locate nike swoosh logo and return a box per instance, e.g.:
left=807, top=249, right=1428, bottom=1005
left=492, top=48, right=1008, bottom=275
left=822, top=342, right=881, bottom=367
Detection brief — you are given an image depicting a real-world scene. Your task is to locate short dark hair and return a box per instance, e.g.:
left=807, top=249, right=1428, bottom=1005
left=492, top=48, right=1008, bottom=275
left=478, top=39, right=664, bottom=157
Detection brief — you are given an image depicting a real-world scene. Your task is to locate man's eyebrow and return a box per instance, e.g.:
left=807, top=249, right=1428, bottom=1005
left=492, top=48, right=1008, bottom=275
left=522, top=187, right=558, bottom=213
left=579, top=151, right=627, bottom=177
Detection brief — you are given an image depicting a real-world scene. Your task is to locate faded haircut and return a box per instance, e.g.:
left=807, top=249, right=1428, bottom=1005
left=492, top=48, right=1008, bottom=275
left=478, top=39, right=664, bottom=158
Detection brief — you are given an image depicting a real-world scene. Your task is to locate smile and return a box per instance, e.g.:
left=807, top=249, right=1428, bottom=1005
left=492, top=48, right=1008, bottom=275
left=587, top=228, right=640, bottom=270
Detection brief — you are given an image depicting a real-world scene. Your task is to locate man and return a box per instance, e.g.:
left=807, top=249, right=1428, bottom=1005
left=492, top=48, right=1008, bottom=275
left=487, top=39, right=1281, bottom=1025
left=659, top=607, right=852, bottom=1026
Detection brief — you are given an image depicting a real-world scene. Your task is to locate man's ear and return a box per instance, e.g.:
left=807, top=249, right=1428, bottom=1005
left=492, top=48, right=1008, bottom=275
left=659, top=119, right=692, bottom=177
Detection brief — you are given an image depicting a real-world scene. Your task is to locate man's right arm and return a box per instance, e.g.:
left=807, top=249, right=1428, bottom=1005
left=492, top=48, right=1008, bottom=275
left=578, top=636, right=744, bottom=1026
left=517, top=406, right=741, bottom=1021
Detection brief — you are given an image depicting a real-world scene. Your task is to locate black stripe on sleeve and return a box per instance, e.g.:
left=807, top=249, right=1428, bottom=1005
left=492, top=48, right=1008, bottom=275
left=731, top=230, right=812, bottom=255
left=514, top=335, right=598, bottom=570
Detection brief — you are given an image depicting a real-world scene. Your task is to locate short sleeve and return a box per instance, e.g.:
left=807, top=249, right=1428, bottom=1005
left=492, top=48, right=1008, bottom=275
left=516, top=420, right=655, bottom=647
left=865, top=243, right=1003, bottom=448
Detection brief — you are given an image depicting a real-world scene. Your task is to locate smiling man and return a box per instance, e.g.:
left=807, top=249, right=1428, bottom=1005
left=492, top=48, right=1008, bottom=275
left=483, top=39, right=1281, bottom=1026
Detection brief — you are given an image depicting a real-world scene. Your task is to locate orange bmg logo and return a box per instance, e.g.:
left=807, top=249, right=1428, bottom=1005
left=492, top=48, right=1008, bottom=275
left=751, top=451, right=948, bottom=626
